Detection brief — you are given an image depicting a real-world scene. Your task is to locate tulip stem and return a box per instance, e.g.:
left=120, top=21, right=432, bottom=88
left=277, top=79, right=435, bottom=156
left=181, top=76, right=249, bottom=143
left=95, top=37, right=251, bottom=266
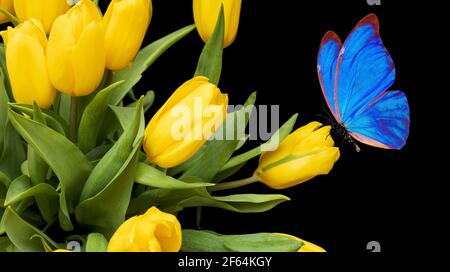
left=209, top=176, right=259, bottom=192
left=69, top=96, right=78, bottom=143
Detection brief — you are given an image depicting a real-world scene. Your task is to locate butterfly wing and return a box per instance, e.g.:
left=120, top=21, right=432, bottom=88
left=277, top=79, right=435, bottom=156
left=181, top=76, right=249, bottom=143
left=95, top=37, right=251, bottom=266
left=317, top=31, right=342, bottom=121
left=347, top=91, right=410, bottom=149
left=335, top=14, right=396, bottom=124
left=334, top=14, right=409, bottom=149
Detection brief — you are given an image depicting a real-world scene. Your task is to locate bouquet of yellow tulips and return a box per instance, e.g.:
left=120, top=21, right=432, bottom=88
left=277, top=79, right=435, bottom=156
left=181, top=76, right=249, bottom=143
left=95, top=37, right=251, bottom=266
left=0, top=0, right=338, bottom=252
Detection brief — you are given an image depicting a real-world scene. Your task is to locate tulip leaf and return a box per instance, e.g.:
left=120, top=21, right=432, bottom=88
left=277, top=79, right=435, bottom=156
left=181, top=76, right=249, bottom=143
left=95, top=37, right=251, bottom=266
left=127, top=90, right=155, bottom=113
left=8, top=110, right=92, bottom=219
left=223, top=233, right=303, bottom=252
left=110, top=25, right=195, bottom=105
left=180, top=192, right=290, bottom=213
left=181, top=92, right=256, bottom=182
left=76, top=100, right=144, bottom=237
left=4, top=175, right=58, bottom=209
left=3, top=207, right=57, bottom=252
left=213, top=162, right=246, bottom=183
left=194, top=6, right=224, bottom=85
left=85, top=233, right=108, bottom=252
left=78, top=80, right=125, bottom=153
left=181, top=230, right=303, bottom=252
left=181, top=230, right=228, bottom=252
left=0, top=66, right=9, bottom=154
left=0, top=171, right=11, bottom=189
left=0, top=45, right=12, bottom=100
left=80, top=99, right=144, bottom=201
left=220, top=113, right=298, bottom=172
left=8, top=104, right=68, bottom=136
left=0, top=236, right=11, bottom=252
left=135, top=162, right=214, bottom=189
left=76, top=142, right=141, bottom=238
left=0, top=194, right=34, bottom=235
left=109, top=105, right=145, bottom=143
left=0, top=122, right=26, bottom=180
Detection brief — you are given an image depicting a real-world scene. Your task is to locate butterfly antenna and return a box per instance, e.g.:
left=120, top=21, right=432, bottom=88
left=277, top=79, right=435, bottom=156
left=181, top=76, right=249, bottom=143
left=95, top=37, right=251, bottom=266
left=314, top=113, right=333, bottom=124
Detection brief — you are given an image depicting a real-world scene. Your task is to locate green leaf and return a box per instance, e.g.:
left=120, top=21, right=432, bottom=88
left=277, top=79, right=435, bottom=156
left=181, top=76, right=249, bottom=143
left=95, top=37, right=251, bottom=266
left=4, top=176, right=58, bottom=209
left=85, top=233, right=108, bottom=252
left=180, top=191, right=290, bottom=213
left=3, top=207, right=57, bottom=252
left=181, top=230, right=228, bottom=252
left=0, top=122, right=26, bottom=180
left=76, top=100, right=144, bottom=237
left=0, top=64, right=9, bottom=154
left=56, top=93, right=71, bottom=123
left=194, top=6, right=224, bottom=85
left=181, top=92, right=257, bottom=182
left=0, top=195, right=34, bottom=235
left=0, top=236, right=11, bottom=252
left=0, top=44, right=12, bottom=101
left=80, top=99, right=144, bottom=201
left=78, top=81, right=125, bottom=153
left=220, top=113, right=298, bottom=172
left=135, top=163, right=214, bottom=189
left=181, top=230, right=303, bottom=252
left=76, top=142, right=141, bottom=238
left=0, top=171, right=11, bottom=189
left=8, top=110, right=92, bottom=229
left=223, top=233, right=303, bottom=252
left=110, top=25, right=195, bottom=105
left=213, top=162, right=246, bottom=183
left=127, top=90, right=155, bottom=113
left=8, top=104, right=68, bottom=136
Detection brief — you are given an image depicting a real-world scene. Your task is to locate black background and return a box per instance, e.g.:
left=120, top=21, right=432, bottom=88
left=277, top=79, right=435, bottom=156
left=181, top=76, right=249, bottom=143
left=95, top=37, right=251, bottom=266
left=97, top=0, right=425, bottom=254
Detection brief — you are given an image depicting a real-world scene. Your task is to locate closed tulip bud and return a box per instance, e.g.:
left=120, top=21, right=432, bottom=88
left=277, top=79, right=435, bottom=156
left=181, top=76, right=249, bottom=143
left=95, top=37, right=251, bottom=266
left=275, top=233, right=326, bottom=252
left=13, top=0, right=71, bottom=34
left=104, top=0, right=152, bottom=71
left=0, top=0, right=14, bottom=24
left=144, top=76, right=228, bottom=168
left=1, top=19, right=56, bottom=109
left=47, top=0, right=105, bottom=97
left=108, top=207, right=182, bottom=252
left=255, top=121, right=340, bottom=189
left=193, top=0, right=241, bottom=48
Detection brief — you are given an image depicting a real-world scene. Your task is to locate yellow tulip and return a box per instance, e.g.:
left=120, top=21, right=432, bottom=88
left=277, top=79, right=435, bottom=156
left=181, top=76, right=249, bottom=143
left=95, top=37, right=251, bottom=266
left=47, top=0, right=105, bottom=97
left=275, top=233, right=326, bottom=252
left=0, top=0, right=14, bottom=24
left=53, top=249, right=72, bottom=252
left=1, top=19, right=56, bottom=109
left=255, top=121, right=340, bottom=189
left=144, top=76, right=228, bottom=168
left=108, top=206, right=182, bottom=252
left=13, top=0, right=71, bottom=34
left=104, top=0, right=152, bottom=71
left=193, top=0, right=241, bottom=48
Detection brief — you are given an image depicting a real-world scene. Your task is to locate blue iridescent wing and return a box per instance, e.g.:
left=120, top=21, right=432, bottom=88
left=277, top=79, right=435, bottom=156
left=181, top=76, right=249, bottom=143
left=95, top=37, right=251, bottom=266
left=335, top=14, right=396, bottom=125
left=317, top=31, right=342, bottom=121
left=347, top=91, right=410, bottom=149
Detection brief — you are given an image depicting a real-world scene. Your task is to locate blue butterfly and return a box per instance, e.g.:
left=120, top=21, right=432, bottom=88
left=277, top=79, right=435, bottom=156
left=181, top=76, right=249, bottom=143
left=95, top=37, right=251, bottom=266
left=317, top=14, right=410, bottom=151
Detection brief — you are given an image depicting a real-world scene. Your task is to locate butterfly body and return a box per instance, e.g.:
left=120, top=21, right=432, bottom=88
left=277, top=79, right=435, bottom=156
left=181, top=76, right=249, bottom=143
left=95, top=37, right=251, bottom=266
left=318, top=14, right=410, bottom=150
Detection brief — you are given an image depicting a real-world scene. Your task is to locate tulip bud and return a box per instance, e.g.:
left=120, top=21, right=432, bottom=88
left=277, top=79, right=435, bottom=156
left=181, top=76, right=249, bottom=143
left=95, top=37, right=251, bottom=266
left=193, top=0, right=241, bottom=48
left=104, top=0, right=152, bottom=71
left=13, top=0, right=71, bottom=34
left=47, top=0, right=105, bottom=97
left=0, top=0, right=14, bottom=24
left=144, top=76, right=228, bottom=168
left=255, top=121, right=340, bottom=189
left=1, top=19, right=56, bottom=109
left=108, top=207, right=182, bottom=252
left=275, top=233, right=326, bottom=252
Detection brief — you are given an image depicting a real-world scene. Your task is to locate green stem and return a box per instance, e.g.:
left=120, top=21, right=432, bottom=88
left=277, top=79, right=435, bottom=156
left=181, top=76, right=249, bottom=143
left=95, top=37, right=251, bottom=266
left=69, top=96, right=78, bottom=143
left=209, top=176, right=259, bottom=192
left=0, top=8, right=20, bottom=26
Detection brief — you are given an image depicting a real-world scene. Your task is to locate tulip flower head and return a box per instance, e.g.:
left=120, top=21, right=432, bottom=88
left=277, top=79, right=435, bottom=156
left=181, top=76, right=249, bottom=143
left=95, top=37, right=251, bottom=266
left=108, top=207, right=182, bottom=252
left=104, top=0, right=152, bottom=71
left=144, top=76, right=228, bottom=168
left=1, top=19, right=56, bottom=109
left=13, top=0, right=71, bottom=34
left=47, top=0, right=105, bottom=97
left=193, top=0, right=242, bottom=48
left=0, top=0, right=14, bottom=24
left=255, top=121, right=340, bottom=189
